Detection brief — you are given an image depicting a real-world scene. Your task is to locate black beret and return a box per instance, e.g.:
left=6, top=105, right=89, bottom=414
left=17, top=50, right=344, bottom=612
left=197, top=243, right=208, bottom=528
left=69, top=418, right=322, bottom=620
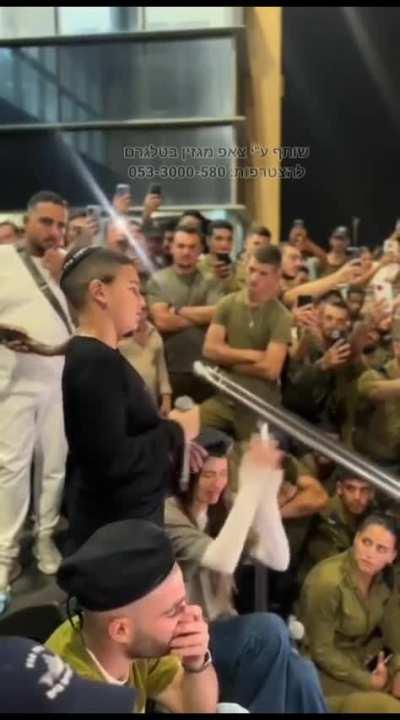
left=57, top=520, right=175, bottom=611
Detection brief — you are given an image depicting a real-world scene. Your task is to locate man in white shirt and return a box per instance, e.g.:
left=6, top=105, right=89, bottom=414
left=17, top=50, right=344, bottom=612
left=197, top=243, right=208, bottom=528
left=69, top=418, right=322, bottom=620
left=0, top=191, right=72, bottom=611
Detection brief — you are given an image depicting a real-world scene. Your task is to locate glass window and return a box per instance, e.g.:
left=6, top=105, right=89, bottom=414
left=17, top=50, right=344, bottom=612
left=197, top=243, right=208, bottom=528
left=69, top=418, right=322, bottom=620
left=58, top=7, right=139, bottom=35
left=58, top=125, right=237, bottom=206
left=145, top=7, right=243, bottom=30
left=0, top=126, right=237, bottom=209
left=19, top=59, right=41, bottom=121
left=0, top=7, right=55, bottom=39
left=0, top=37, right=236, bottom=125
left=43, top=81, right=58, bottom=123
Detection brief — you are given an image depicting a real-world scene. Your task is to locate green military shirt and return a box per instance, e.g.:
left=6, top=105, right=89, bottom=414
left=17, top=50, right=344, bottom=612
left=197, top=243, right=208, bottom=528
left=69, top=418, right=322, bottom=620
left=280, top=455, right=316, bottom=561
left=303, top=494, right=358, bottom=569
left=282, top=333, right=333, bottom=420
left=146, top=266, right=217, bottom=373
left=197, top=254, right=239, bottom=295
left=298, top=549, right=400, bottom=693
left=354, top=359, right=400, bottom=462
left=46, top=618, right=181, bottom=713
left=365, top=339, right=393, bottom=370
left=213, top=289, right=292, bottom=405
left=296, top=453, right=338, bottom=495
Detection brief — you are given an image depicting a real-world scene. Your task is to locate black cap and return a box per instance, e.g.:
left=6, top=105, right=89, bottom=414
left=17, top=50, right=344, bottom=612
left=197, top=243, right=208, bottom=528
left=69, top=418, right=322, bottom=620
left=0, top=637, right=137, bottom=713
left=57, top=520, right=175, bottom=611
left=195, top=428, right=233, bottom=457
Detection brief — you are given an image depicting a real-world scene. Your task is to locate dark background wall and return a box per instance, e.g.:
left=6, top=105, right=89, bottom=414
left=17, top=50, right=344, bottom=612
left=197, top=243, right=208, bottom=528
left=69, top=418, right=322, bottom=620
left=281, top=6, right=400, bottom=248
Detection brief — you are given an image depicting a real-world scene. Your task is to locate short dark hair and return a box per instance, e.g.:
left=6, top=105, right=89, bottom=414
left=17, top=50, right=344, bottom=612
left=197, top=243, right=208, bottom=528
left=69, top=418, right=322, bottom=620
left=323, top=298, right=349, bottom=314
left=316, top=290, right=344, bottom=307
left=60, top=246, right=135, bottom=312
left=253, top=245, right=282, bottom=268
left=174, top=223, right=202, bottom=241
left=68, top=209, right=87, bottom=223
left=180, top=210, right=209, bottom=235
left=209, top=220, right=234, bottom=235
left=248, top=224, right=271, bottom=239
left=27, top=191, right=67, bottom=212
left=181, top=210, right=205, bottom=222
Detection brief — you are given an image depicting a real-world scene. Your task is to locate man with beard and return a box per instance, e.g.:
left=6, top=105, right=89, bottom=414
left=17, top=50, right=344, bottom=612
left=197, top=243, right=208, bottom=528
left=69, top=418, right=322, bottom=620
left=0, top=191, right=72, bottom=612
left=301, top=473, right=376, bottom=578
left=147, top=225, right=218, bottom=403
left=46, top=519, right=218, bottom=714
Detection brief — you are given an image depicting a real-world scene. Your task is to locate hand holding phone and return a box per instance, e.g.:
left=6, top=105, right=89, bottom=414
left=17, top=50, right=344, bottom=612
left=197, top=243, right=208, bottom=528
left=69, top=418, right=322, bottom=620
left=298, top=294, right=313, bottom=307
left=216, top=252, right=232, bottom=266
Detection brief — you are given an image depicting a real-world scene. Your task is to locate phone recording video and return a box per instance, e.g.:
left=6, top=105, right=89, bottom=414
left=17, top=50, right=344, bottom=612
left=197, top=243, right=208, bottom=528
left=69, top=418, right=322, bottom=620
left=148, top=184, right=162, bottom=196
left=216, top=252, right=232, bottom=265
left=298, top=295, right=313, bottom=307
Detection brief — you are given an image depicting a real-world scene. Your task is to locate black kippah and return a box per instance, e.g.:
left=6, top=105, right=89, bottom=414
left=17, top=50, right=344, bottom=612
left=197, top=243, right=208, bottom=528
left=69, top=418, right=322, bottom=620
left=57, top=520, right=175, bottom=611
left=195, top=428, right=233, bottom=458
left=60, top=246, right=97, bottom=282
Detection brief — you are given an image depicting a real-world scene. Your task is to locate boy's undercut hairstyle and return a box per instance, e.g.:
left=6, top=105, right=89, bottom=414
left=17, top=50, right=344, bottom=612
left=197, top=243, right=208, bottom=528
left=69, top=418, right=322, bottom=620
left=60, top=245, right=135, bottom=311
left=253, top=245, right=282, bottom=268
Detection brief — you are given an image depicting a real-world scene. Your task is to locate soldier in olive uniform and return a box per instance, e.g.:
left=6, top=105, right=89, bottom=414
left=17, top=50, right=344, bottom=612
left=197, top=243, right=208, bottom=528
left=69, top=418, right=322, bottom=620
left=354, top=333, right=400, bottom=471
left=298, top=514, right=400, bottom=712
left=300, top=473, right=375, bottom=581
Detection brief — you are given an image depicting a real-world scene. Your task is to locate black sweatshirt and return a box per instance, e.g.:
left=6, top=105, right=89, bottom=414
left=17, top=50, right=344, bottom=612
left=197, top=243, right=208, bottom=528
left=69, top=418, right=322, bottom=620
left=62, top=337, right=184, bottom=548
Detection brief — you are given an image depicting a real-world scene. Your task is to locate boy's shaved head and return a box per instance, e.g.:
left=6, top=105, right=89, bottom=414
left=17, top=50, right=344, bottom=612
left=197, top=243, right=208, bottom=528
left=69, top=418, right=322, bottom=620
left=60, top=245, right=135, bottom=311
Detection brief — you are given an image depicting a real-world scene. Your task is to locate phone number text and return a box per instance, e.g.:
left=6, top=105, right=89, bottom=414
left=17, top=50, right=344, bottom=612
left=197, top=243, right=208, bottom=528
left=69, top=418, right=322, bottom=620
left=127, top=165, right=306, bottom=180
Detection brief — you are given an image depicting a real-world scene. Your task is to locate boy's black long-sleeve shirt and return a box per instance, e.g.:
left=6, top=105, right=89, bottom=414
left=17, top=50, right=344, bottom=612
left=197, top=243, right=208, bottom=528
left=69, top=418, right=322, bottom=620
left=62, top=337, right=184, bottom=547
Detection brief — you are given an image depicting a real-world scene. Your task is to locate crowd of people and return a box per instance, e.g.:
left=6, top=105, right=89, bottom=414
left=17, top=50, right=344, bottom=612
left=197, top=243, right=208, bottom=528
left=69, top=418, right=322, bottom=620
left=1, top=187, right=400, bottom=713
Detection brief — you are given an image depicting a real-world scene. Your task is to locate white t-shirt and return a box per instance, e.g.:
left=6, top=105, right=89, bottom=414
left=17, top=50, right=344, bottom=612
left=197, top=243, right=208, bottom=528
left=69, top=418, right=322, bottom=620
left=0, top=245, right=72, bottom=390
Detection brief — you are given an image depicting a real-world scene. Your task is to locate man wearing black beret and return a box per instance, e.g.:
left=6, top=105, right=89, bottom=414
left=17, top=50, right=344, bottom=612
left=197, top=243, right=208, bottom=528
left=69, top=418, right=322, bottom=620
left=46, top=519, right=218, bottom=713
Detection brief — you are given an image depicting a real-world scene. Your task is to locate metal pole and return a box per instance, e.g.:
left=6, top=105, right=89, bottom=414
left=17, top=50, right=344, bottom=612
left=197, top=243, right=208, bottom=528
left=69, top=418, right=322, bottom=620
left=193, top=362, right=400, bottom=501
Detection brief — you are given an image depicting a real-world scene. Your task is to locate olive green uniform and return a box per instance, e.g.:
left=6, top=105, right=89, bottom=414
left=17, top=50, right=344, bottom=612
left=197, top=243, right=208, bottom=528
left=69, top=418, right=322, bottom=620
left=146, top=266, right=218, bottom=401
left=354, top=359, right=400, bottom=464
left=300, top=494, right=358, bottom=582
left=298, top=549, right=400, bottom=711
left=200, top=289, right=292, bottom=441
left=197, top=254, right=239, bottom=296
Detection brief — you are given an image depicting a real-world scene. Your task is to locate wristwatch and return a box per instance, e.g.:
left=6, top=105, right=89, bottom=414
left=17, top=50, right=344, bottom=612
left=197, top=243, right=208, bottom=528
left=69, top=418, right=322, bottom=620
left=183, top=649, right=212, bottom=674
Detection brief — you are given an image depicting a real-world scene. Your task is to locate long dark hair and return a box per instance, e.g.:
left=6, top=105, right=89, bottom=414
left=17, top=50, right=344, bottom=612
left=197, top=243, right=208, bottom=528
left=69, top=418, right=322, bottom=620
left=171, top=454, right=232, bottom=539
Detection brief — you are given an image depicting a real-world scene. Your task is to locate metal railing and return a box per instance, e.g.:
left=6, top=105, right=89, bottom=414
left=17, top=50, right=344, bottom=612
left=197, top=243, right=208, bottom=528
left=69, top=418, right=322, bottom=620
left=194, top=361, right=400, bottom=500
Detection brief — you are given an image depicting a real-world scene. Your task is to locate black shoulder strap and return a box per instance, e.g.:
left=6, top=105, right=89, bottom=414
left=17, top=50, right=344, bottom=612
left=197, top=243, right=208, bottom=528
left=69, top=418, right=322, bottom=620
left=16, top=245, right=74, bottom=335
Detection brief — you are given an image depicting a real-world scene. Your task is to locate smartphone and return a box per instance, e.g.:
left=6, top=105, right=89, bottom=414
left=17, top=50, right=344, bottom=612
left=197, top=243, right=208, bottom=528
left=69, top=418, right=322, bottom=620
left=115, top=183, right=130, bottom=197
left=86, top=205, right=101, bottom=222
left=216, top=252, right=232, bottom=265
left=329, top=329, right=348, bottom=345
left=148, top=184, right=162, bottom=196
left=347, top=246, right=362, bottom=260
left=383, top=238, right=397, bottom=254
left=298, top=295, right=313, bottom=307
left=0, top=328, right=27, bottom=344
